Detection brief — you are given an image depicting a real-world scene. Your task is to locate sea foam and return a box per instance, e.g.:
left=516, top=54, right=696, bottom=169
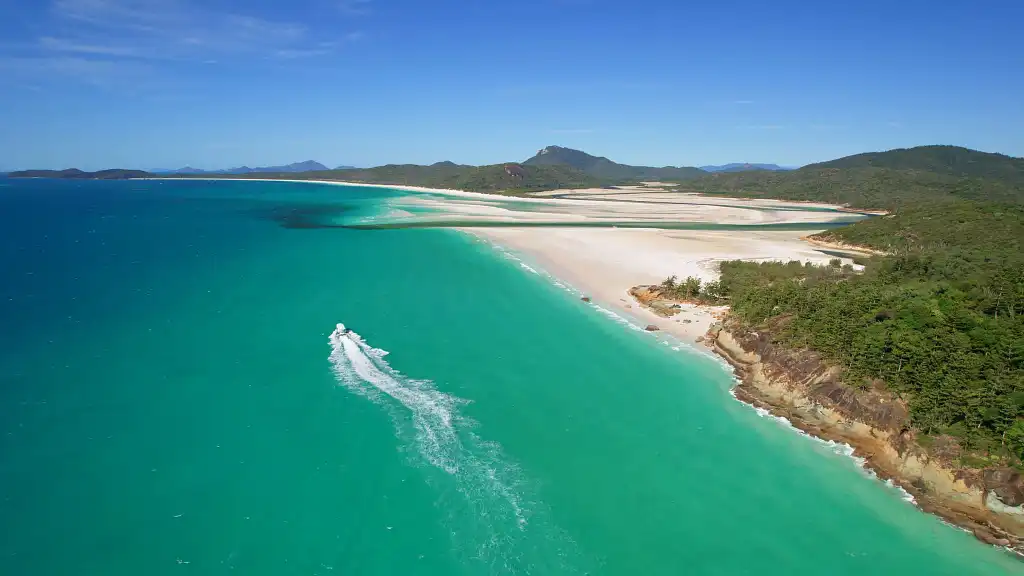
left=728, top=387, right=917, bottom=505
left=329, top=323, right=520, bottom=513
left=328, top=323, right=590, bottom=573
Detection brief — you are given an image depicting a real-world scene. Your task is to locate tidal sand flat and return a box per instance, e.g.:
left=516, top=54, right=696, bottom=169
left=373, top=184, right=866, bottom=343
left=1, top=179, right=1020, bottom=575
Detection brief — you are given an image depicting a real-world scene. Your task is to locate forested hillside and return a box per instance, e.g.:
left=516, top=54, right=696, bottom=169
left=806, top=145, right=1024, bottom=185
left=704, top=201, right=1024, bottom=460
left=683, top=167, right=1023, bottom=209
left=680, top=146, right=1024, bottom=210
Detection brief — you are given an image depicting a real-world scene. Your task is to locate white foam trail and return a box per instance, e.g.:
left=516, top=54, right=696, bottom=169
left=329, top=323, right=522, bottom=516
left=328, top=323, right=593, bottom=573
left=728, top=387, right=917, bottom=505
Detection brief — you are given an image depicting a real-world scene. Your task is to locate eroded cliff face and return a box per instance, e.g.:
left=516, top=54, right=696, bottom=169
left=707, top=318, right=1024, bottom=553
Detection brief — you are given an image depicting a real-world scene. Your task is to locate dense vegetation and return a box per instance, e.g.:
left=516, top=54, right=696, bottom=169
left=657, top=274, right=729, bottom=304
left=524, top=145, right=706, bottom=181
left=682, top=167, right=1024, bottom=210
left=702, top=201, right=1024, bottom=461
left=682, top=146, right=1024, bottom=210
left=807, top=145, right=1024, bottom=185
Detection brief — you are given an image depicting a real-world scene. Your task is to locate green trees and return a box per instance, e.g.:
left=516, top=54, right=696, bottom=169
left=713, top=203, right=1024, bottom=460
left=657, top=275, right=725, bottom=303
left=681, top=145, right=1024, bottom=210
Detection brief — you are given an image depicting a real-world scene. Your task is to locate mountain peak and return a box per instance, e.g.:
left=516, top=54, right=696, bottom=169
left=524, top=146, right=704, bottom=181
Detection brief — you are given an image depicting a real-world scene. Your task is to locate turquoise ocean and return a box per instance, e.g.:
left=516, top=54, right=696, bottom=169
left=0, top=178, right=1020, bottom=575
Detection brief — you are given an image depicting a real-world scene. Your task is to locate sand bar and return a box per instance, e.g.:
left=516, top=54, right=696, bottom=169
left=141, top=177, right=860, bottom=344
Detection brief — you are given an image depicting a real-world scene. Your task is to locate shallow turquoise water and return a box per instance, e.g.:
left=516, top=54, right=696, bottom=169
left=0, top=179, right=1020, bottom=575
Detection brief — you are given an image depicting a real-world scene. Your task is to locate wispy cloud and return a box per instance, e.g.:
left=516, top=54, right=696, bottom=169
left=733, top=99, right=755, bottom=104
left=550, top=128, right=595, bottom=134
left=274, top=48, right=332, bottom=59
left=0, top=55, right=155, bottom=90
left=38, top=0, right=357, bottom=62
left=39, top=36, right=143, bottom=58
left=887, top=121, right=903, bottom=128
left=809, top=123, right=847, bottom=130
left=737, top=124, right=786, bottom=130
left=338, top=0, right=372, bottom=15
left=3, top=0, right=367, bottom=87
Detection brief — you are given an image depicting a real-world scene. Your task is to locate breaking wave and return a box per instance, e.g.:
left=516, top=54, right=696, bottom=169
left=729, top=388, right=917, bottom=505
left=328, top=323, right=588, bottom=573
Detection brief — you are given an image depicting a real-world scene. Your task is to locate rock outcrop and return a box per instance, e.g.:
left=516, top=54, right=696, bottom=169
left=706, top=317, right=1024, bottom=555
left=629, top=285, right=683, bottom=317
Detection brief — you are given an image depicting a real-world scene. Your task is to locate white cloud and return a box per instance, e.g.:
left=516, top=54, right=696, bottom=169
left=338, top=0, right=372, bottom=15
left=39, top=36, right=144, bottom=57
left=42, top=0, right=347, bottom=61
left=2, top=1, right=367, bottom=88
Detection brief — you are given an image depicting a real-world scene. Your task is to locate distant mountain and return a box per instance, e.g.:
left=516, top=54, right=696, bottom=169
left=806, top=145, right=1024, bottom=184
left=157, top=160, right=331, bottom=175
left=250, top=160, right=329, bottom=173
left=700, top=163, right=790, bottom=172
left=150, top=166, right=206, bottom=174
left=9, top=169, right=152, bottom=179
left=524, top=146, right=705, bottom=181
left=334, top=165, right=357, bottom=170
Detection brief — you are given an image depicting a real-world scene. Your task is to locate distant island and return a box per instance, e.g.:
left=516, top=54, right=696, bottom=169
left=151, top=160, right=330, bottom=175
left=8, top=168, right=152, bottom=180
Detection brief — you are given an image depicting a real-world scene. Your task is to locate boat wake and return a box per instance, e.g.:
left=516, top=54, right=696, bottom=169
left=328, top=323, right=588, bottom=573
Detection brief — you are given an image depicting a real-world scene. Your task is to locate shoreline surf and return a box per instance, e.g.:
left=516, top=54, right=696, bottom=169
left=479, top=226, right=1023, bottom=559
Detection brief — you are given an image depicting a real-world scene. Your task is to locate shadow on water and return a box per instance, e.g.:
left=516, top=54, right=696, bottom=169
left=248, top=204, right=353, bottom=229
left=245, top=197, right=867, bottom=233
left=252, top=204, right=861, bottom=233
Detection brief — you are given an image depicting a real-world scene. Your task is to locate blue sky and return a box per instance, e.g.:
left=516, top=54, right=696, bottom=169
left=1, top=0, right=1021, bottom=170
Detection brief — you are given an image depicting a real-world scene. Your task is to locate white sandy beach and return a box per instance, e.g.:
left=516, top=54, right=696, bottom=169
left=469, top=226, right=854, bottom=343
left=143, top=177, right=860, bottom=344
left=442, top=186, right=861, bottom=344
